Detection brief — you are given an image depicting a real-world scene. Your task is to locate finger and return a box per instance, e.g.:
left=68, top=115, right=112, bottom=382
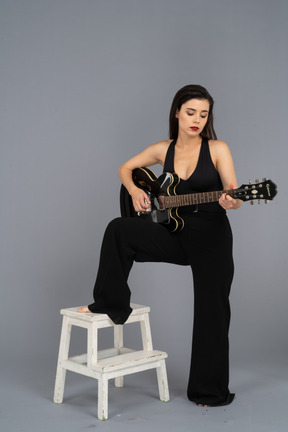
left=138, top=197, right=152, bottom=211
left=140, top=199, right=150, bottom=209
left=138, top=202, right=147, bottom=211
left=219, top=194, right=225, bottom=205
left=133, top=199, right=144, bottom=212
left=142, top=195, right=151, bottom=208
left=218, top=198, right=226, bottom=209
left=144, top=193, right=151, bottom=205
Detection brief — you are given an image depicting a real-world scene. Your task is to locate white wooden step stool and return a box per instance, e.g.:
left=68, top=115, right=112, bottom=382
left=53, top=303, right=169, bottom=420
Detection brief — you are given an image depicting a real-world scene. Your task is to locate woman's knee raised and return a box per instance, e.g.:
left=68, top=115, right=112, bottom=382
left=106, top=217, right=124, bottom=233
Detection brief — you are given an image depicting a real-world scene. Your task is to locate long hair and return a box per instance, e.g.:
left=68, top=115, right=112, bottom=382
left=169, top=84, right=217, bottom=140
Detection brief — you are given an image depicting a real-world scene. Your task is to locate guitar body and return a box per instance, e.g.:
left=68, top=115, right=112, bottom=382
left=120, top=167, right=277, bottom=232
left=120, top=167, right=184, bottom=232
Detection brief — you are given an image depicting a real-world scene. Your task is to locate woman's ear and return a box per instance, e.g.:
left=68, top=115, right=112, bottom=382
left=175, top=109, right=179, bottom=119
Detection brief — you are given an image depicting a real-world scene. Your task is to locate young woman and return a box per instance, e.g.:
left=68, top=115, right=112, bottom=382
left=79, top=84, right=242, bottom=407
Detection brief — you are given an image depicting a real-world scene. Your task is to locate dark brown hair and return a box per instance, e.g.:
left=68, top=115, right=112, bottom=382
left=169, top=84, right=217, bottom=140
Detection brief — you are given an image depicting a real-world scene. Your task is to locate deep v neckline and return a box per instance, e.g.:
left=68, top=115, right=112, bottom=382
left=172, top=138, right=204, bottom=182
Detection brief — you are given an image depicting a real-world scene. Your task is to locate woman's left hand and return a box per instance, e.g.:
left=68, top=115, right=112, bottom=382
left=219, top=184, right=241, bottom=210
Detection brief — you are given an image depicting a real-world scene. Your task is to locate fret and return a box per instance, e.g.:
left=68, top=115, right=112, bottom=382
left=163, top=189, right=229, bottom=209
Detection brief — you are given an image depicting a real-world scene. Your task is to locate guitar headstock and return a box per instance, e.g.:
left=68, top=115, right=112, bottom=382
left=233, top=178, right=278, bottom=204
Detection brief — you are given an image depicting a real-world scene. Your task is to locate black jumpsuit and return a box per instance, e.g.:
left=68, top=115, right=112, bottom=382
left=88, top=138, right=235, bottom=406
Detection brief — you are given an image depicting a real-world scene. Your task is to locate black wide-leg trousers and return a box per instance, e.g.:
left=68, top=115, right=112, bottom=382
left=88, top=213, right=234, bottom=406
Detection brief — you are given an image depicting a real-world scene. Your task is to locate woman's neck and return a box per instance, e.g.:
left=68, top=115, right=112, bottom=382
left=176, top=133, right=202, bottom=149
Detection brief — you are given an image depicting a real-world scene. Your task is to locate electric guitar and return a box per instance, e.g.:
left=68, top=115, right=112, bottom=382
left=120, top=167, right=278, bottom=232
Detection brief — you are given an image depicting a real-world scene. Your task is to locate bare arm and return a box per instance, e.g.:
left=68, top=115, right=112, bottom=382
left=119, top=141, right=169, bottom=212
left=211, top=140, right=242, bottom=210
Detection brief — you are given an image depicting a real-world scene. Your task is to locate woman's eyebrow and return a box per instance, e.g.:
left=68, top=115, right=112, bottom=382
left=186, top=108, right=209, bottom=113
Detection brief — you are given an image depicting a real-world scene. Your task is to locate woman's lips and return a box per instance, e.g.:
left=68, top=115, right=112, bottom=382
left=191, top=127, right=199, bottom=131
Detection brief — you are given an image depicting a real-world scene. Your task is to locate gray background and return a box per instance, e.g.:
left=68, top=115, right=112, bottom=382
left=1, top=0, right=287, bottom=431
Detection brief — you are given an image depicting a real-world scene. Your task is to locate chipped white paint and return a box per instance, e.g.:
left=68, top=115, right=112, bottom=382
left=53, top=303, right=170, bottom=420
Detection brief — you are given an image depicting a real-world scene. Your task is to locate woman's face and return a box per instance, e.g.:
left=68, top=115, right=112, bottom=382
left=176, top=98, right=210, bottom=137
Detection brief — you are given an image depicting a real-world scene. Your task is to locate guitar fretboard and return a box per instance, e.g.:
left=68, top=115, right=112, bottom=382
left=163, top=190, right=233, bottom=209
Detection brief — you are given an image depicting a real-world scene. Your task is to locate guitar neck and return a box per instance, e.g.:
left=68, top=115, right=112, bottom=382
left=163, top=189, right=233, bottom=208
left=132, top=167, right=277, bottom=210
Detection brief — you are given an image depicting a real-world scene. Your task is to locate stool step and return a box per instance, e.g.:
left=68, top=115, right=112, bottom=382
left=92, top=350, right=168, bottom=373
left=60, top=303, right=150, bottom=323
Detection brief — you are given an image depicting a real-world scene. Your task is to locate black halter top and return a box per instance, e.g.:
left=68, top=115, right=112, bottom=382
left=163, top=138, right=225, bottom=216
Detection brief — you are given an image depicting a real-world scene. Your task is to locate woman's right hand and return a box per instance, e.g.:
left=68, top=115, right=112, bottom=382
left=129, top=186, right=151, bottom=213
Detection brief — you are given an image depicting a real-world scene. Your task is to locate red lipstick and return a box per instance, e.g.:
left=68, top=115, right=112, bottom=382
left=191, top=127, right=199, bottom=131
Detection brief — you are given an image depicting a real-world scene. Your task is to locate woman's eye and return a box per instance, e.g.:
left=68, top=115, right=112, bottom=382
left=186, top=112, right=207, bottom=118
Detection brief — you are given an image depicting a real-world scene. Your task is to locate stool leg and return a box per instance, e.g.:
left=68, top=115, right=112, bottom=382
left=98, top=376, right=108, bottom=420
left=156, top=360, right=170, bottom=402
left=140, top=313, right=153, bottom=351
left=114, top=325, right=124, bottom=387
left=87, top=322, right=98, bottom=368
left=54, top=316, right=72, bottom=403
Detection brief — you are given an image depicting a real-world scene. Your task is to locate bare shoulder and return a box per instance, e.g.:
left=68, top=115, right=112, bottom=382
left=208, top=139, right=232, bottom=159
left=152, top=139, right=172, bottom=150
left=209, top=139, right=230, bottom=151
left=148, top=139, right=172, bottom=164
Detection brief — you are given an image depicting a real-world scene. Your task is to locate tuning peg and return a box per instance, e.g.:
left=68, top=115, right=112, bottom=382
left=265, top=200, right=269, bottom=204
left=250, top=200, right=254, bottom=205
left=255, top=179, right=260, bottom=183
left=262, top=178, right=267, bottom=182
left=258, top=199, right=261, bottom=204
